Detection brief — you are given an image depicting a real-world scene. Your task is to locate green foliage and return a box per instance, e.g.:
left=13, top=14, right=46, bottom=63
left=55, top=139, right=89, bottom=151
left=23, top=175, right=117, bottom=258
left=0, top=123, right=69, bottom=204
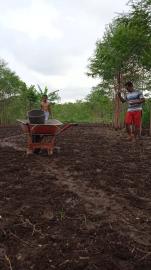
left=53, top=97, right=113, bottom=124
left=26, top=86, right=39, bottom=104
left=86, top=83, right=113, bottom=102
left=53, top=101, right=92, bottom=123
left=37, top=85, right=60, bottom=103
left=0, top=59, right=28, bottom=123
left=142, top=98, right=151, bottom=127
left=0, top=59, right=61, bottom=123
left=0, top=59, right=26, bottom=98
left=20, top=85, right=39, bottom=111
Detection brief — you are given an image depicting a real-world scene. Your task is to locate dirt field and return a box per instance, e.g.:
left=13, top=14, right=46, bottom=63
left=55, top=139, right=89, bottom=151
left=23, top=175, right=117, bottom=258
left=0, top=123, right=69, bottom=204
left=0, top=124, right=151, bottom=270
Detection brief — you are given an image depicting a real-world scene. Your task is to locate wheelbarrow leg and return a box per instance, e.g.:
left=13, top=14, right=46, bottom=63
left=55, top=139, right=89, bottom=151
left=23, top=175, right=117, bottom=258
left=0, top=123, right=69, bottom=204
left=26, top=123, right=34, bottom=155
left=26, top=134, right=33, bottom=155
left=47, top=136, right=55, bottom=156
left=32, top=135, right=41, bottom=154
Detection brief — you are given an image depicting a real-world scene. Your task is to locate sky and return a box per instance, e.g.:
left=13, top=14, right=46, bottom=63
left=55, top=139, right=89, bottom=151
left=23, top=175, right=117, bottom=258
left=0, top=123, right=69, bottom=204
left=0, top=0, right=129, bottom=102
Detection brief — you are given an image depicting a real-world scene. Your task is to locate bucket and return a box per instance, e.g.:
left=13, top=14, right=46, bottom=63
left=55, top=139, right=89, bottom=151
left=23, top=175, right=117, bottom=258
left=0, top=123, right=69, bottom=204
left=28, top=110, right=45, bottom=124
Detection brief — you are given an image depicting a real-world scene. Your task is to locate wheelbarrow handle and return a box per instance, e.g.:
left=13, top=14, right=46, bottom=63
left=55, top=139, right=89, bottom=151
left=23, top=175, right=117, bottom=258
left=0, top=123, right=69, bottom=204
left=56, top=123, right=78, bottom=135
left=71, top=123, right=78, bottom=126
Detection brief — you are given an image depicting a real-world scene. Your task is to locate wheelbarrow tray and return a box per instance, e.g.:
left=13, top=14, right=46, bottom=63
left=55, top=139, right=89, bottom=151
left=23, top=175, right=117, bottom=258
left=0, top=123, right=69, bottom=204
left=21, top=123, right=61, bottom=136
left=18, top=119, right=63, bottom=134
left=17, top=119, right=76, bottom=155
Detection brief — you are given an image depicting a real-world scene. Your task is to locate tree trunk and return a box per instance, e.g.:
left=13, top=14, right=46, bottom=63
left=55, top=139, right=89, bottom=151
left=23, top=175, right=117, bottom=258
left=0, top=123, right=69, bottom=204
left=114, top=72, right=122, bottom=129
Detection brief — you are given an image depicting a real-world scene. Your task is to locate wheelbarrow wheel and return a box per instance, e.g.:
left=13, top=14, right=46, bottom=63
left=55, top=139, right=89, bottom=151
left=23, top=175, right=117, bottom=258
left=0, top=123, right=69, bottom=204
left=32, top=135, right=41, bottom=154
left=33, top=148, right=40, bottom=154
left=48, top=149, right=53, bottom=156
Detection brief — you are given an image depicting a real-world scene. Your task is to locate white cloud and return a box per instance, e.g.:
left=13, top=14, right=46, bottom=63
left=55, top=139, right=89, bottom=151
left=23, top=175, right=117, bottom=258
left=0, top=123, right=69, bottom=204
left=0, top=0, right=129, bottom=102
left=0, top=0, right=62, bottom=40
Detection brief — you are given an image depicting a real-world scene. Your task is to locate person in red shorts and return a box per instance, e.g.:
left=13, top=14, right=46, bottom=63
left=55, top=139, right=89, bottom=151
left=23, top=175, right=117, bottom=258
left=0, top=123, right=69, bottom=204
left=118, top=81, right=145, bottom=141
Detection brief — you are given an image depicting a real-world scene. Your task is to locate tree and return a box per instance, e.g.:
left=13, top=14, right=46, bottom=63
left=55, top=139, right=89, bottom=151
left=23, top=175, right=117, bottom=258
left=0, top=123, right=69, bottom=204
left=37, top=85, right=60, bottom=104
left=88, top=0, right=151, bottom=127
left=88, top=0, right=151, bottom=84
left=0, top=59, right=62, bottom=123
left=0, top=59, right=26, bottom=99
left=86, top=84, right=112, bottom=103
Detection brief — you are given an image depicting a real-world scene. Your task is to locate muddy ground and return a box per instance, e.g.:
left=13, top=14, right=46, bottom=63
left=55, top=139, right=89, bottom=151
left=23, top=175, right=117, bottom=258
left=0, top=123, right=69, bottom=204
left=0, top=124, right=151, bottom=270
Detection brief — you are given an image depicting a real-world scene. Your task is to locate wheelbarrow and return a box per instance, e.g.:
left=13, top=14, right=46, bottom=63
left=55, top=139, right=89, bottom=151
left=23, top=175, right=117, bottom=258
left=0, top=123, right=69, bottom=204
left=17, top=119, right=77, bottom=155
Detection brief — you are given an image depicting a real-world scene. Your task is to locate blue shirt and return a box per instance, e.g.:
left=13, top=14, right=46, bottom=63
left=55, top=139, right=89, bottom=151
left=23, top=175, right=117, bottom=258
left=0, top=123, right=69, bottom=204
left=125, top=90, right=144, bottom=112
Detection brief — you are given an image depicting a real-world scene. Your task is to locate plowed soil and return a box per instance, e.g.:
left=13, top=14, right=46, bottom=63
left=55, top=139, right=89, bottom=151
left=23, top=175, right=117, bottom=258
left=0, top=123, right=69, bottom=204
left=0, top=124, right=151, bottom=270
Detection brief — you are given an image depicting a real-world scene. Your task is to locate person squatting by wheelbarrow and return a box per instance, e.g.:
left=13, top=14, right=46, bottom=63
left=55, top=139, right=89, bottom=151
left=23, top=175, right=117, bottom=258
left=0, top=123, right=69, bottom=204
left=118, top=81, right=145, bottom=141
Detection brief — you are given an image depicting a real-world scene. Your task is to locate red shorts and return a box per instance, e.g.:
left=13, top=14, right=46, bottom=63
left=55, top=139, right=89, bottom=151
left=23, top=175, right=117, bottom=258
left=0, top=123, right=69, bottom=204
left=125, top=111, right=142, bottom=128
